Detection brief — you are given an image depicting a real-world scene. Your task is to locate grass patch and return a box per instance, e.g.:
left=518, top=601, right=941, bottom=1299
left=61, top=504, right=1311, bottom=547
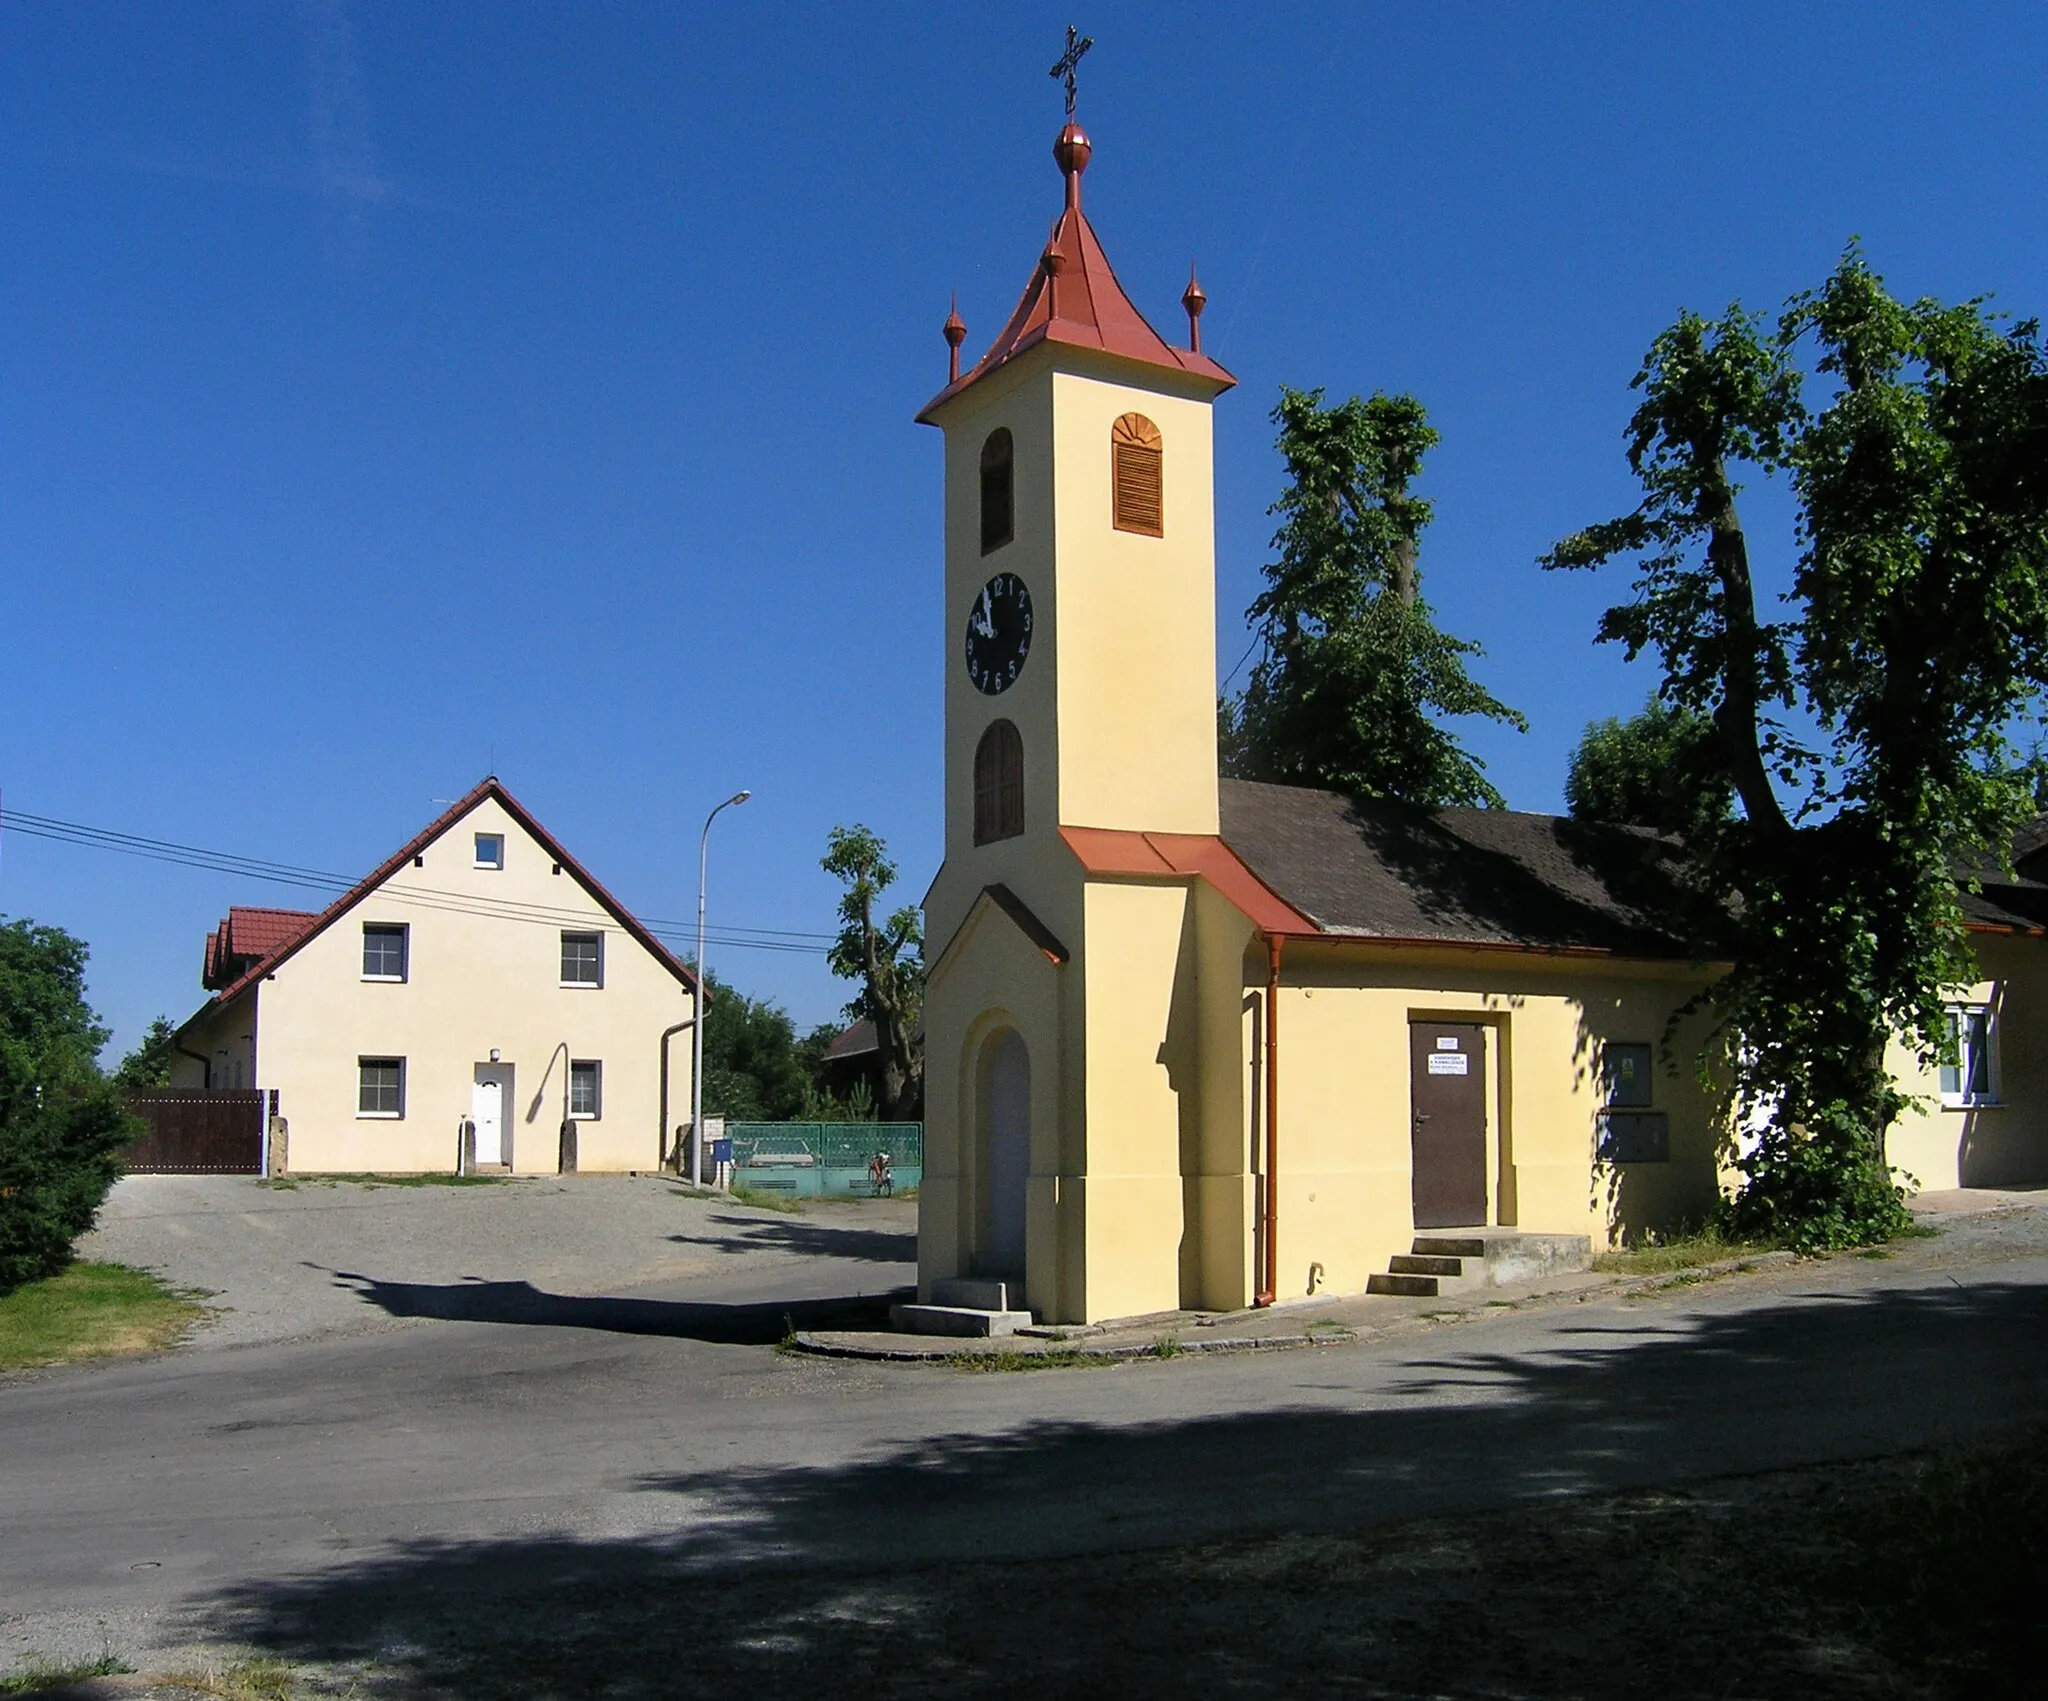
left=1594, top=1224, right=1774, bottom=1275
left=1808, top=1426, right=2048, bottom=1691
left=728, top=1182, right=804, bottom=1214
left=0, top=1261, right=209, bottom=1371
left=946, top=1347, right=1119, bottom=1372
left=159, top=1658, right=297, bottom=1700
left=0, top=1657, right=131, bottom=1694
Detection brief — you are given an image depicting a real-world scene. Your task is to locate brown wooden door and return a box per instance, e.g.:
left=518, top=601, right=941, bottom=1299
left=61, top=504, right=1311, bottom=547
left=1409, top=1023, right=1487, bottom=1229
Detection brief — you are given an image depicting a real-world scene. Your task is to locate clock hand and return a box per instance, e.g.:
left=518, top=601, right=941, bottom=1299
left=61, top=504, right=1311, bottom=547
left=975, top=588, right=994, bottom=638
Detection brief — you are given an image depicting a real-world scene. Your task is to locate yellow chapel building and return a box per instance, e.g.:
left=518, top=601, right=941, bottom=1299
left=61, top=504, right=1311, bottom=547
left=913, top=119, right=2048, bottom=1327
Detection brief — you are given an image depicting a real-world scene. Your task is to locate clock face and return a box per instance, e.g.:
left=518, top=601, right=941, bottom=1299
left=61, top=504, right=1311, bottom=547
left=964, top=573, right=1033, bottom=695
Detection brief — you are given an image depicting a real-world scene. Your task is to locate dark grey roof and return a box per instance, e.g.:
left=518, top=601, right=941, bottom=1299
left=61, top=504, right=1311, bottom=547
left=1218, top=779, right=1711, bottom=957
left=1219, top=780, right=2048, bottom=953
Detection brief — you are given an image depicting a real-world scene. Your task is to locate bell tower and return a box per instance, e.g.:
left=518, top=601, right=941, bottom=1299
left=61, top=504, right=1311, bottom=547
left=917, top=119, right=1235, bottom=933
left=915, top=104, right=1240, bottom=1326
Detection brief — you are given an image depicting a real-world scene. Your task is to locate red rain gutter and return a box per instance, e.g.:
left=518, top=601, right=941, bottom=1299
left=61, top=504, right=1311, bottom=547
left=1255, top=932, right=1282, bottom=1307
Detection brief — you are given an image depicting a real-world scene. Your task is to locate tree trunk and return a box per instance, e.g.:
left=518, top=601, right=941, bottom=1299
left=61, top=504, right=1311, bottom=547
left=1702, top=467, right=1792, bottom=841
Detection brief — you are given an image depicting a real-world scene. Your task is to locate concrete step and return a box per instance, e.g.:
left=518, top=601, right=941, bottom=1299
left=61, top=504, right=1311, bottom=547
left=1409, top=1231, right=1594, bottom=1288
left=1389, top=1253, right=1467, bottom=1278
left=932, top=1276, right=1017, bottom=1311
left=1411, top=1235, right=1489, bottom=1259
left=1366, top=1271, right=1441, bottom=1297
left=889, top=1303, right=1034, bottom=1339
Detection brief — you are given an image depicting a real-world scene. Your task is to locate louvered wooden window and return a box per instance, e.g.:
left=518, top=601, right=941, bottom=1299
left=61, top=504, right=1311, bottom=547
left=1111, top=413, right=1164, bottom=536
left=980, top=428, right=1014, bottom=554
left=974, top=719, right=1025, bottom=845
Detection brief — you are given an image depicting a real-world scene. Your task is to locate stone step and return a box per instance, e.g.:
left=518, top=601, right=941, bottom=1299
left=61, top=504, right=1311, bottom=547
left=1405, top=1231, right=1594, bottom=1288
left=1412, top=1235, right=1489, bottom=1259
left=889, top=1303, right=1034, bottom=1339
left=1366, top=1271, right=1441, bottom=1298
left=1389, top=1253, right=1467, bottom=1278
left=932, top=1276, right=1016, bottom=1311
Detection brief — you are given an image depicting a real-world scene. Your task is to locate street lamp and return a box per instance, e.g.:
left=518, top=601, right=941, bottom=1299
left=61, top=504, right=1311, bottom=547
left=690, top=789, right=751, bottom=1186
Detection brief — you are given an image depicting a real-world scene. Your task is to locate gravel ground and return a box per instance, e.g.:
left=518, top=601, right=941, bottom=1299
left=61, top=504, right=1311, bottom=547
left=76, top=1174, right=917, bottom=1349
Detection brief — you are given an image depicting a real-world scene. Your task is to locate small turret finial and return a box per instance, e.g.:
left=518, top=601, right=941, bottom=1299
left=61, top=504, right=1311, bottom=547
left=1041, top=224, right=1068, bottom=318
left=943, top=293, right=966, bottom=383
left=1182, top=262, right=1207, bottom=353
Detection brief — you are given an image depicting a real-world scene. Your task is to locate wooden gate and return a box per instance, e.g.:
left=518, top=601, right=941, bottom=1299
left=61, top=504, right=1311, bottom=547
left=123, top=1089, right=271, bottom=1174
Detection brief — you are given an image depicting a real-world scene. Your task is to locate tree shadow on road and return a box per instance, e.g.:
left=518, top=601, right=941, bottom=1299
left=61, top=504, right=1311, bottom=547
left=182, top=1277, right=2048, bottom=1698
left=323, top=1270, right=910, bottom=1345
left=666, top=1211, right=918, bottom=1265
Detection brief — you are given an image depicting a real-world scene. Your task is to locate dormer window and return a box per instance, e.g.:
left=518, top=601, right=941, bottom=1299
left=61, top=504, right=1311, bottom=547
left=1112, top=413, right=1163, bottom=536
left=974, top=719, right=1024, bottom=844
left=980, top=428, right=1014, bottom=553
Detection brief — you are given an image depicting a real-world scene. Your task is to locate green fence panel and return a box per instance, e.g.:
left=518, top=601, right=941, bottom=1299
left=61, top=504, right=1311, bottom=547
left=725, top=1122, right=922, bottom=1197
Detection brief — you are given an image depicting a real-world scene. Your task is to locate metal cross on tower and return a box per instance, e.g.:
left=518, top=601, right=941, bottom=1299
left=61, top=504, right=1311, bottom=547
left=1049, top=25, right=1093, bottom=117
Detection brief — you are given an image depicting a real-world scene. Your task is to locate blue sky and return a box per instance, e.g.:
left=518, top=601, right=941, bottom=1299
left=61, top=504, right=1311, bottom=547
left=4, top=2, right=2045, bottom=1053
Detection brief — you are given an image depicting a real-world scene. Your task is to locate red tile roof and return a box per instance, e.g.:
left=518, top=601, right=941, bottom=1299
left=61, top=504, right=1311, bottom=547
left=203, top=907, right=320, bottom=990
left=183, top=778, right=698, bottom=1025
left=917, top=125, right=1234, bottom=422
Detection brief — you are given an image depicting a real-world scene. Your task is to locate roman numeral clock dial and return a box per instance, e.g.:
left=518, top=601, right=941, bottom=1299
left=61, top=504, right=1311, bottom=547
left=964, top=573, right=1033, bottom=695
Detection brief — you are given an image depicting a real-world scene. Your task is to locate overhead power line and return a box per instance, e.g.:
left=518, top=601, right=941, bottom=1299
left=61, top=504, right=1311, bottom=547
left=0, top=808, right=838, bottom=957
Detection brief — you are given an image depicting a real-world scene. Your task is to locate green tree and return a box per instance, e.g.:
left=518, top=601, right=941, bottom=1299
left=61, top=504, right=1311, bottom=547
left=821, top=825, right=923, bottom=1120
left=1545, top=249, right=2048, bottom=1248
left=698, top=973, right=811, bottom=1122
left=1222, top=386, right=1526, bottom=806
left=0, top=918, right=135, bottom=1291
left=111, top=1015, right=179, bottom=1092
left=1565, top=697, right=1735, bottom=844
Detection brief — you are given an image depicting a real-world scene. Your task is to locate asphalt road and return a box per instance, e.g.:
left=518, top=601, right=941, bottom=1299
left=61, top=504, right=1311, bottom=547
left=5, top=1190, right=2045, bottom=1683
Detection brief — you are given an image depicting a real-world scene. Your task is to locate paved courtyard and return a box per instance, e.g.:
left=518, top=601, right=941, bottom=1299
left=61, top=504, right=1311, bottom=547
left=77, top=1173, right=917, bottom=1349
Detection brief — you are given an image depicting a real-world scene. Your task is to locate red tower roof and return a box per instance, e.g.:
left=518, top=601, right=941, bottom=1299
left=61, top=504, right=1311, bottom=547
left=918, top=123, right=1234, bottom=422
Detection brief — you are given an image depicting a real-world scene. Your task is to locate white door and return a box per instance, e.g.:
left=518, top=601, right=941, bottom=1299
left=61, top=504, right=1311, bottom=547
left=471, top=1072, right=505, bottom=1165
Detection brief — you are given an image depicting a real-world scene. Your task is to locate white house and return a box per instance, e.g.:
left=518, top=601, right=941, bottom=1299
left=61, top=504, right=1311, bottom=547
left=170, top=778, right=699, bottom=1175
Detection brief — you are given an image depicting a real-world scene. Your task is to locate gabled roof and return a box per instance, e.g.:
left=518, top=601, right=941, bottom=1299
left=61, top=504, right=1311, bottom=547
left=1217, top=780, right=1710, bottom=959
left=917, top=124, right=1233, bottom=423
left=183, top=778, right=697, bottom=1025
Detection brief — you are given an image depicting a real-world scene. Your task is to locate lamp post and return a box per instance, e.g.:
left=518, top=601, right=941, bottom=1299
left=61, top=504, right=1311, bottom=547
left=690, top=789, right=751, bottom=1186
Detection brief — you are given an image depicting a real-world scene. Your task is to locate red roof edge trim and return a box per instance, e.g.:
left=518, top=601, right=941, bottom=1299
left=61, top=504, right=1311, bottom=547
left=183, top=778, right=699, bottom=1028
left=1058, top=826, right=1317, bottom=937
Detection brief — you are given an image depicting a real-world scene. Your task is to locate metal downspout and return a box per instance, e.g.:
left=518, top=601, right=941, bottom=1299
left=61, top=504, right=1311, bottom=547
left=658, top=1014, right=695, bottom=1170
left=1255, top=933, right=1282, bottom=1307
left=173, top=1043, right=212, bottom=1090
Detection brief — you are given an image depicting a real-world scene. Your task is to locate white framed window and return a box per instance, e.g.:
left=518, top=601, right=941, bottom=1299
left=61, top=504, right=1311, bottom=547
left=560, top=931, right=603, bottom=987
left=474, top=832, right=505, bottom=869
left=361, top=923, right=409, bottom=981
left=1940, top=1004, right=1999, bottom=1106
left=358, top=1056, right=406, bottom=1118
left=569, top=1059, right=602, bottom=1120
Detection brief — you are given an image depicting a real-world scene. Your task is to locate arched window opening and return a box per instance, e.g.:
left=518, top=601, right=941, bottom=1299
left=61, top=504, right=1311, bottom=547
left=980, top=428, right=1015, bottom=554
left=1112, top=413, right=1164, bottom=536
left=974, top=719, right=1025, bottom=845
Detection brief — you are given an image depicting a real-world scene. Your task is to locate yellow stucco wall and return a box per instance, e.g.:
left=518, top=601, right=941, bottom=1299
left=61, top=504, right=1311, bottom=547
left=175, top=796, right=694, bottom=1174
left=1235, top=946, right=1727, bottom=1303
left=1049, top=364, right=1219, bottom=836
left=1886, top=932, right=2048, bottom=1191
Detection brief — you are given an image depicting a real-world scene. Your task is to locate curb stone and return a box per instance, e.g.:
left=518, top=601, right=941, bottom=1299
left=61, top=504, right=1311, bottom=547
left=789, top=1329, right=1355, bottom=1363
left=792, top=1247, right=1826, bottom=1363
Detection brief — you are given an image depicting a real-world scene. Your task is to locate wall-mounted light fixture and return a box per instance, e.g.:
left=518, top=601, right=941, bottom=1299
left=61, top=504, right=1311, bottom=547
left=489, top=1048, right=501, bottom=1063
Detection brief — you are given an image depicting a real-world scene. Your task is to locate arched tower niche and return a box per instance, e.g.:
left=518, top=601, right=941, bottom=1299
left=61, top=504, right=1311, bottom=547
left=973, top=1025, right=1031, bottom=1279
